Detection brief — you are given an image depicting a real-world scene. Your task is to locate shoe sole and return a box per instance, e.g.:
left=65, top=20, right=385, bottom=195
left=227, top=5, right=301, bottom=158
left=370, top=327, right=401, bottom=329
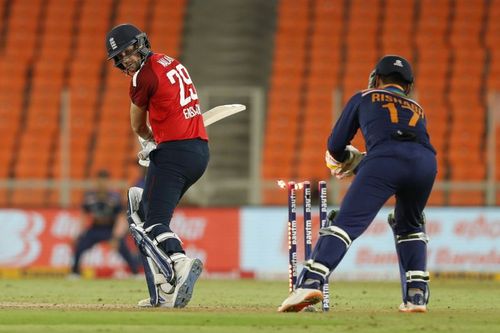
left=174, top=259, right=203, bottom=308
left=399, top=302, right=427, bottom=313
left=137, top=298, right=174, bottom=308
left=278, top=290, right=323, bottom=312
left=137, top=298, right=154, bottom=308
left=399, top=306, right=427, bottom=313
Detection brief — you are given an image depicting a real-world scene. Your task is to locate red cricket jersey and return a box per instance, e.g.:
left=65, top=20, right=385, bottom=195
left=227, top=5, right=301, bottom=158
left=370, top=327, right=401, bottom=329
left=129, top=53, right=208, bottom=143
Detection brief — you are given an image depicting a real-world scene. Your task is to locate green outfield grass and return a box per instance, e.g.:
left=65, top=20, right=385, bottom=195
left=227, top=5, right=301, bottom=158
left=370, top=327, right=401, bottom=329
left=0, top=278, right=498, bottom=333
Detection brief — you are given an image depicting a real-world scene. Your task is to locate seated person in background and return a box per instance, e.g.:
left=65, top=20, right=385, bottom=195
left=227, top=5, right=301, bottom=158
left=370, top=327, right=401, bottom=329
left=70, top=169, right=139, bottom=278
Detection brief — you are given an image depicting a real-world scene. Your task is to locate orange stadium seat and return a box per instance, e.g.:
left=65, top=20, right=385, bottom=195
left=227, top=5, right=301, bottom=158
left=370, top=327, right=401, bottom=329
left=452, top=106, right=485, bottom=123
left=485, top=0, right=500, bottom=48
left=297, top=163, right=330, bottom=182
left=450, top=164, right=486, bottom=181
left=433, top=159, right=447, bottom=181
left=426, top=190, right=446, bottom=206
left=275, top=33, right=308, bottom=52
left=14, top=148, right=51, bottom=178
left=307, top=75, right=339, bottom=92
left=309, top=39, right=342, bottom=59
left=272, top=0, right=488, bottom=205
left=52, top=159, right=88, bottom=180
left=116, top=0, right=149, bottom=16
left=1, top=0, right=493, bottom=207
left=0, top=0, right=189, bottom=208
left=11, top=189, right=50, bottom=208
left=53, top=138, right=90, bottom=174
left=45, top=188, right=88, bottom=208
left=451, top=0, right=484, bottom=43
left=262, top=0, right=310, bottom=192
left=308, top=13, right=342, bottom=90
left=0, top=188, right=9, bottom=207
left=427, top=126, right=447, bottom=152
left=69, top=189, right=87, bottom=207
left=39, top=1, right=77, bottom=60
left=4, top=0, right=42, bottom=61
left=382, top=10, right=414, bottom=56
left=262, top=188, right=288, bottom=206
left=449, top=191, right=484, bottom=206
left=417, top=81, right=448, bottom=98
left=91, top=160, right=127, bottom=180
left=0, top=57, right=29, bottom=86
left=0, top=145, right=13, bottom=178
left=70, top=60, right=102, bottom=80
left=349, top=0, right=380, bottom=18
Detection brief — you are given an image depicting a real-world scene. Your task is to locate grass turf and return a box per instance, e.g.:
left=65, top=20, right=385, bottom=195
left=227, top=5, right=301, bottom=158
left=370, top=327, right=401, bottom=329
left=0, top=279, right=498, bottom=333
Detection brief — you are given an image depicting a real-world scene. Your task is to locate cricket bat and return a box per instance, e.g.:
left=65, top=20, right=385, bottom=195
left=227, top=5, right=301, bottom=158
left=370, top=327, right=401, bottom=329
left=202, top=104, right=246, bottom=127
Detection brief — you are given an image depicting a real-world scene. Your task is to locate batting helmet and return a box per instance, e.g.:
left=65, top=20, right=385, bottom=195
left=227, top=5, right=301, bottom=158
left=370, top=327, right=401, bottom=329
left=105, top=23, right=151, bottom=70
left=374, top=55, right=414, bottom=84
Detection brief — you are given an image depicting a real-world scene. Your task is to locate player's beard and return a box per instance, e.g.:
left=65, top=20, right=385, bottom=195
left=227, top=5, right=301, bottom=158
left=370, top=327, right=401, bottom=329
left=124, top=60, right=141, bottom=76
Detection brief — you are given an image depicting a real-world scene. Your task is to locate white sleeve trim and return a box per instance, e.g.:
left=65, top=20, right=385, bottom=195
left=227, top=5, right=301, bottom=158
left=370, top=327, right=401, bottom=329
left=132, top=70, right=140, bottom=87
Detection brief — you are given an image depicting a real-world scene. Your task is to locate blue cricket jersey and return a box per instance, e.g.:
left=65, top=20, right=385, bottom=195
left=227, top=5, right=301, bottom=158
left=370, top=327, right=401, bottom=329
left=327, top=85, right=436, bottom=162
left=82, top=191, right=123, bottom=227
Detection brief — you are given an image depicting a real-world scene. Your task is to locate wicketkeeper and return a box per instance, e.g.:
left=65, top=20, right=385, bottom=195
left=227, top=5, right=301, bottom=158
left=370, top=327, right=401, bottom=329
left=106, top=24, right=209, bottom=308
left=279, top=55, right=436, bottom=313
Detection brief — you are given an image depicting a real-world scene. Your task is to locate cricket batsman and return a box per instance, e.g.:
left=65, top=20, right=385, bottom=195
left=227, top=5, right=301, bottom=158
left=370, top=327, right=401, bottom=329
left=106, top=23, right=209, bottom=308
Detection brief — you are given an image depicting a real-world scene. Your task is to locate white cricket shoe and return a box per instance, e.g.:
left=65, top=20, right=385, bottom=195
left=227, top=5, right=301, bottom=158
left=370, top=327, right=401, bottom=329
left=398, top=293, right=427, bottom=313
left=135, top=274, right=176, bottom=308
left=278, top=288, right=323, bottom=312
left=137, top=294, right=174, bottom=308
left=171, top=257, right=204, bottom=308
left=398, top=302, right=427, bottom=313
left=136, top=257, right=203, bottom=309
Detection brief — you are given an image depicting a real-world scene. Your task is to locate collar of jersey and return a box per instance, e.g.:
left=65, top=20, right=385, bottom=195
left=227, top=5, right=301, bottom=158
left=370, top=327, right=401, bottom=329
left=133, top=52, right=153, bottom=83
left=381, top=84, right=407, bottom=97
left=140, top=51, right=153, bottom=67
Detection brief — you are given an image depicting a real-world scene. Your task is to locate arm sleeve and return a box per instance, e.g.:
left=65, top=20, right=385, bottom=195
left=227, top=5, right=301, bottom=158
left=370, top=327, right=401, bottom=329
left=327, top=93, right=361, bottom=162
left=129, top=66, right=158, bottom=108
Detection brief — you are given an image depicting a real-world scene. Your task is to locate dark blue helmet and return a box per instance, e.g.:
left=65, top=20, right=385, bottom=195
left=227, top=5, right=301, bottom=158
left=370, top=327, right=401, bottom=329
left=106, top=23, right=151, bottom=70
left=374, top=55, right=414, bottom=84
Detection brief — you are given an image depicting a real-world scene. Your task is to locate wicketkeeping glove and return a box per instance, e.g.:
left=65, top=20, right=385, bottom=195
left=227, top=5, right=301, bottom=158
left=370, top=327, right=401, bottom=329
left=367, top=70, right=376, bottom=89
left=325, top=145, right=366, bottom=179
left=137, top=135, right=156, bottom=167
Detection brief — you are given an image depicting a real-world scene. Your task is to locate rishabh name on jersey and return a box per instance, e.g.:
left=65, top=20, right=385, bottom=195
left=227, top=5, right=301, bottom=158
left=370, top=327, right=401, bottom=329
left=358, top=88, right=435, bottom=154
left=129, top=53, right=208, bottom=144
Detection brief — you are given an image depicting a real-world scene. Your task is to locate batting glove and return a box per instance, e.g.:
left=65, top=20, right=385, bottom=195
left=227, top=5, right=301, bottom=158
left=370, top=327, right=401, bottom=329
left=137, top=135, right=156, bottom=167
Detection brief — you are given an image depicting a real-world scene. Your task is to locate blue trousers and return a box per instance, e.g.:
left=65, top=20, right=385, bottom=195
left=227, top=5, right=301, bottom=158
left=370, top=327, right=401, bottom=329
left=335, top=143, right=437, bottom=239
left=309, top=142, right=436, bottom=281
left=141, top=138, right=209, bottom=255
left=72, top=226, right=139, bottom=274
